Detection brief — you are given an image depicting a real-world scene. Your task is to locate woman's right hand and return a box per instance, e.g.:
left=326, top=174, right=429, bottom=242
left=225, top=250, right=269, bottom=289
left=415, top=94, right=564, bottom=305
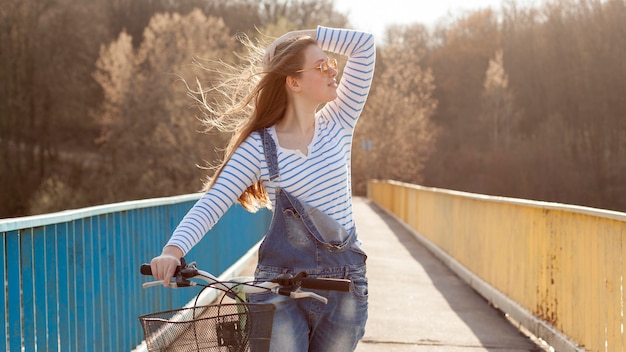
left=150, top=246, right=183, bottom=287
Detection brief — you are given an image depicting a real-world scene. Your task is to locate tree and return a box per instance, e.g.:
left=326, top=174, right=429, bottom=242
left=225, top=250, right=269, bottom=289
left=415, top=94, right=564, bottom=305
left=1, top=0, right=357, bottom=217
left=0, top=0, right=108, bottom=217
left=423, top=9, right=503, bottom=193
left=91, top=10, right=236, bottom=203
left=501, top=0, right=626, bottom=210
left=354, top=24, right=438, bottom=195
left=479, top=49, right=520, bottom=151
left=5, top=0, right=626, bottom=216
left=258, top=0, right=349, bottom=30
left=469, top=49, right=526, bottom=195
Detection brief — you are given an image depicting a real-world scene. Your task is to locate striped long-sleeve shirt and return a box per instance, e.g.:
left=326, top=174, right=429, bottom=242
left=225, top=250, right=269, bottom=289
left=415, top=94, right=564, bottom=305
left=166, top=26, right=376, bottom=254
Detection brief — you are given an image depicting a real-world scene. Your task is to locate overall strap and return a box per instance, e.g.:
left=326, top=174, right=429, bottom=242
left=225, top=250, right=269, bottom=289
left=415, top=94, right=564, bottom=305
left=260, top=128, right=280, bottom=183
left=259, top=129, right=356, bottom=252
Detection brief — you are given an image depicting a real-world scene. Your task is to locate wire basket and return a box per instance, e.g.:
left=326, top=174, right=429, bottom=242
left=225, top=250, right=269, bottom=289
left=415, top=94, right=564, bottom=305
left=139, top=303, right=275, bottom=352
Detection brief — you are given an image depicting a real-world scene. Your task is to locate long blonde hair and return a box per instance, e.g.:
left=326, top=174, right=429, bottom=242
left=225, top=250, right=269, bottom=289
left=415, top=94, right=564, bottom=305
left=191, top=33, right=317, bottom=212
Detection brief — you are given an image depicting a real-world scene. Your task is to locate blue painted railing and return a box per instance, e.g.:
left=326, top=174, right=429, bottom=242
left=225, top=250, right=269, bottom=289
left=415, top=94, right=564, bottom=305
left=0, top=194, right=272, bottom=352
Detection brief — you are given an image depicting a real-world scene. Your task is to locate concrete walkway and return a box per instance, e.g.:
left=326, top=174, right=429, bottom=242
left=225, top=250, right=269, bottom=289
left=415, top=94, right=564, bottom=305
left=234, top=197, right=547, bottom=351
left=352, top=198, right=545, bottom=352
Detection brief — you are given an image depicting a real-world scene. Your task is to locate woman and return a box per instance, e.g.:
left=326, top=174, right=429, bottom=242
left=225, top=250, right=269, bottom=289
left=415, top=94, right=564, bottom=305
left=150, top=26, right=376, bottom=351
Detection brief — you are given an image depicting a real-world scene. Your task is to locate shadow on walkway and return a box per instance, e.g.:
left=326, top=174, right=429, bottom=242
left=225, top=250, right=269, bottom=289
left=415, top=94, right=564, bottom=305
left=354, top=198, right=545, bottom=352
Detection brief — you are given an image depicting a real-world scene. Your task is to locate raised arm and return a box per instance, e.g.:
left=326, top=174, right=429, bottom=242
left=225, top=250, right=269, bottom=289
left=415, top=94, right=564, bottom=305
left=316, top=26, right=376, bottom=128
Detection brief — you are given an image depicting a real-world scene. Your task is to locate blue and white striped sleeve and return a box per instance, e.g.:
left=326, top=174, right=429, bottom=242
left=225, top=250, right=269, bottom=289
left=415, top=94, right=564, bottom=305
left=316, top=26, right=376, bottom=128
left=165, top=134, right=264, bottom=255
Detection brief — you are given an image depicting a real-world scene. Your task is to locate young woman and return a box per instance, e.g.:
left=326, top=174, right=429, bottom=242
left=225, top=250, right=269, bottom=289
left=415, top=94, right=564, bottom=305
left=150, top=26, right=376, bottom=351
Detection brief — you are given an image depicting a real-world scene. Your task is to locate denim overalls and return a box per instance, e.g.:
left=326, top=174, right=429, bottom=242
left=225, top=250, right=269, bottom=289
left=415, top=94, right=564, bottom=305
left=247, top=128, right=368, bottom=352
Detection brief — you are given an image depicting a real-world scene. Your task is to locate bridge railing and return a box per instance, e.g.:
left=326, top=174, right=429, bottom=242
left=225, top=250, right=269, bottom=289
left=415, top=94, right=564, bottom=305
left=0, top=194, right=271, bottom=352
left=368, top=180, right=626, bottom=352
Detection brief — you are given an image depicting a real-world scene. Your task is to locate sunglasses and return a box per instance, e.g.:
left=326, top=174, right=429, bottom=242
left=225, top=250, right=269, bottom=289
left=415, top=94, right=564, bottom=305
left=296, top=57, right=338, bottom=76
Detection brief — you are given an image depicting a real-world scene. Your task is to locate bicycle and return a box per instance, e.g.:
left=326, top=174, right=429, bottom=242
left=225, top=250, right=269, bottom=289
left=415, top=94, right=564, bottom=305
left=139, top=257, right=351, bottom=352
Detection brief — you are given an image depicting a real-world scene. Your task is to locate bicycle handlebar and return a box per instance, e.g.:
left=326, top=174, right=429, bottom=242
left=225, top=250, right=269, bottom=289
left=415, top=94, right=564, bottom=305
left=299, top=277, right=350, bottom=292
left=140, top=264, right=153, bottom=276
left=140, top=258, right=351, bottom=302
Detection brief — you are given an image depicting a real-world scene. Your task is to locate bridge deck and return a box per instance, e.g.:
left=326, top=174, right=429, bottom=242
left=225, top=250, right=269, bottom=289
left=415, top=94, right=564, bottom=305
left=352, top=198, right=548, bottom=351
left=237, top=197, right=548, bottom=351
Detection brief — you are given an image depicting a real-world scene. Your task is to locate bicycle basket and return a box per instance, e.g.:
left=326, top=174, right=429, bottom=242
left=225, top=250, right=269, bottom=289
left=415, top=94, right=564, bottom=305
left=139, top=303, right=275, bottom=352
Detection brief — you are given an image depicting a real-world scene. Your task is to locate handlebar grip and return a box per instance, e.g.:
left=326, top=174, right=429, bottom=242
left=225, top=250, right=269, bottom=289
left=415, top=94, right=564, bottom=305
left=140, top=257, right=185, bottom=277
left=140, top=264, right=152, bottom=276
left=300, top=278, right=351, bottom=292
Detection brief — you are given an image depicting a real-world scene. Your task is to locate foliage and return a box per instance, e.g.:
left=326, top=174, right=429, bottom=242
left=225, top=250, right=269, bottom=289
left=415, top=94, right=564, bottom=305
left=422, top=0, right=626, bottom=211
left=1, top=0, right=107, bottom=216
left=2, top=0, right=626, bottom=217
left=0, top=0, right=352, bottom=217
left=480, top=49, right=521, bottom=151
left=353, top=24, right=438, bottom=195
left=91, top=10, right=236, bottom=204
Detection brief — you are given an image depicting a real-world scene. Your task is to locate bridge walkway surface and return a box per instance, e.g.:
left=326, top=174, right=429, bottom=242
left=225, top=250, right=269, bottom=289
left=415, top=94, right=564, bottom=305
left=352, top=198, right=549, bottom=351
left=240, top=197, right=549, bottom=351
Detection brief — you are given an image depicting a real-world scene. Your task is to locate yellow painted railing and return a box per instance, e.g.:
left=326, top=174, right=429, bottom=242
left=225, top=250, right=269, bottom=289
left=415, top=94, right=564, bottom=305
left=368, top=180, right=626, bottom=352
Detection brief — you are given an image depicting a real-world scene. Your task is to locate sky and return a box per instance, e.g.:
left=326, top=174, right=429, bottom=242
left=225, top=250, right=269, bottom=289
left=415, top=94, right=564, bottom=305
left=333, top=0, right=506, bottom=38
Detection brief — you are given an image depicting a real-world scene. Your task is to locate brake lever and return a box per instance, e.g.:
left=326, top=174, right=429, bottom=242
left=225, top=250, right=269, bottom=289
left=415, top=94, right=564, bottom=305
left=290, top=290, right=328, bottom=304
left=270, top=287, right=328, bottom=304
left=142, top=280, right=199, bottom=289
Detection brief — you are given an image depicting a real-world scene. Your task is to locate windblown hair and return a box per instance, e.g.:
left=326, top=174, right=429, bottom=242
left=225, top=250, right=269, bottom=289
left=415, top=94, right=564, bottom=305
left=189, top=33, right=317, bottom=212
